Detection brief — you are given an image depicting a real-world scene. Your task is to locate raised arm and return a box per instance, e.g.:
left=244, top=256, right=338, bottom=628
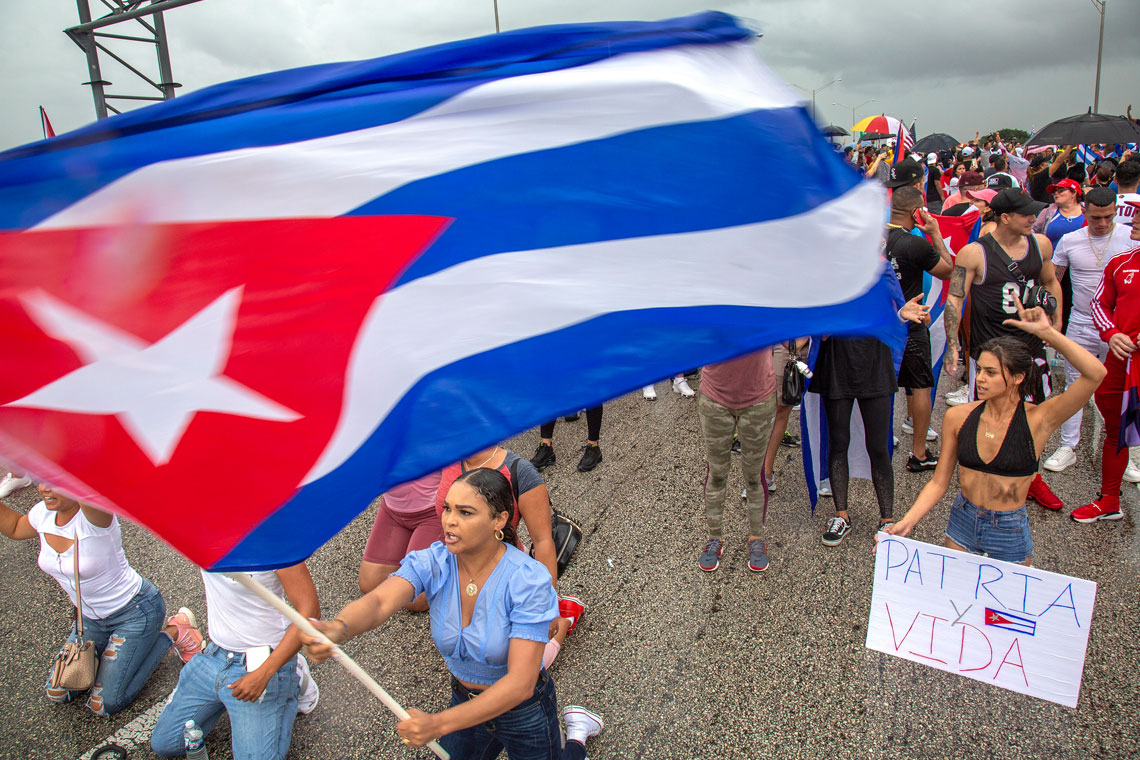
left=0, top=501, right=37, bottom=540
left=1005, top=297, right=1106, bottom=431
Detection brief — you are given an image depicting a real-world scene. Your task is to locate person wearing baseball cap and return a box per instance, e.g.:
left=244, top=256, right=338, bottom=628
left=1034, top=178, right=1085, bottom=249
left=942, top=186, right=1066, bottom=511
left=942, top=170, right=985, bottom=211
left=883, top=157, right=924, bottom=190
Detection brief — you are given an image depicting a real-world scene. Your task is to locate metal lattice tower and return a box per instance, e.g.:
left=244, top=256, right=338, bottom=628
left=65, top=0, right=204, bottom=119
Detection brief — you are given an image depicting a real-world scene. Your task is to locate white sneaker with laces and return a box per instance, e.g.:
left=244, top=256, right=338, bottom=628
left=901, top=418, right=938, bottom=441
left=1043, top=446, right=1077, bottom=472
left=672, top=377, right=695, bottom=397
left=1125, top=461, right=1140, bottom=484
left=563, top=705, right=604, bottom=745
left=0, top=473, right=32, bottom=498
left=297, top=660, right=320, bottom=714
left=642, top=385, right=657, bottom=400
left=767, top=475, right=776, bottom=493
left=946, top=387, right=970, bottom=406
left=818, top=479, right=832, bottom=497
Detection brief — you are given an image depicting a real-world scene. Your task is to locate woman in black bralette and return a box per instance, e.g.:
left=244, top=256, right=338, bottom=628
left=884, top=297, right=1106, bottom=564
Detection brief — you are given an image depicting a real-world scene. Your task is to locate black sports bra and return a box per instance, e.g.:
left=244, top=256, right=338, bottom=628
left=957, top=400, right=1039, bottom=477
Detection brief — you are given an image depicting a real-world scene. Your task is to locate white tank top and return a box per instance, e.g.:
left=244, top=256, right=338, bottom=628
left=200, top=570, right=290, bottom=652
left=29, top=502, right=143, bottom=620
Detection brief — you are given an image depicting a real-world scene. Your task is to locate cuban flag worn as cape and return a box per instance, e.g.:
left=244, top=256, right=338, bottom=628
left=0, top=13, right=899, bottom=570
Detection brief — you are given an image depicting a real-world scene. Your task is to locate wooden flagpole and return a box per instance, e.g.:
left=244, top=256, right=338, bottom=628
left=225, top=571, right=450, bottom=760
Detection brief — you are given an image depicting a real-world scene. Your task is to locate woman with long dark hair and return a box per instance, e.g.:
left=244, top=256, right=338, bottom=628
left=884, top=299, right=1105, bottom=563
left=304, top=468, right=604, bottom=758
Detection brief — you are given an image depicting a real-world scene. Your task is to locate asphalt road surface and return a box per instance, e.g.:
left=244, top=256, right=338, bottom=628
left=2, top=375, right=1137, bottom=760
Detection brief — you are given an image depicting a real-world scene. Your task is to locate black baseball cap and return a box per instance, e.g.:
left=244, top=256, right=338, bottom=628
left=989, top=188, right=1047, bottom=217
left=884, top=158, right=923, bottom=188
left=986, top=174, right=1015, bottom=190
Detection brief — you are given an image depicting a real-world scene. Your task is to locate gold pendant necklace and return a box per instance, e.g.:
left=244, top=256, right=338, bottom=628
left=1088, top=225, right=1114, bottom=267
left=465, top=580, right=478, bottom=597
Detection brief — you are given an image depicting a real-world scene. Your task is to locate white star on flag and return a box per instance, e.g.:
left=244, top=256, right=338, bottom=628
left=6, top=287, right=301, bottom=465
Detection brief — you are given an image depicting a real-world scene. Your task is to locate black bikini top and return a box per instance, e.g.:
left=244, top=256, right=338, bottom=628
left=957, top=400, right=1039, bottom=477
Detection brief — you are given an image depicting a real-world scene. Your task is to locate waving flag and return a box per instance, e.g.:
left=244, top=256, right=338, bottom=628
left=0, top=13, right=897, bottom=570
left=38, top=106, right=55, bottom=139
left=1075, top=144, right=1104, bottom=166
left=892, top=120, right=914, bottom=165
left=1118, top=356, right=1140, bottom=452
left=924, top=210, right=982, bottom=402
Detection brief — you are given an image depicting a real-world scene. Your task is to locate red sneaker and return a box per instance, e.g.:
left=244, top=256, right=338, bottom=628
left=1070, top=500, right=1124, bottom=523
left=1026, top=474, right=1063, bottom=510
left=557, top=595, right=585, bottom=636
left=166, top=607, right=203, bottom=663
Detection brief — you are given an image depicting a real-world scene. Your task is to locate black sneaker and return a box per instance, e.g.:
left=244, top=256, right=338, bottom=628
left=906, top=450, right=939, bottom=472
left=530, top=443, right=556, bottom=470
left=563, top=412, right=580, bottom=422
left=822, top=515, right=851, bottom=546
left=731, top=434, right=741, bottom=454
left=577, top=445, right=603, bottom=472
left=780, top=432, right=800, bottom=447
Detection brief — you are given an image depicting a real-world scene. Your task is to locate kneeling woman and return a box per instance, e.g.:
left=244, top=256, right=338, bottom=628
left=885, top=300, right=1105, bottom=563
left=305, top=468, right=604, bottom=758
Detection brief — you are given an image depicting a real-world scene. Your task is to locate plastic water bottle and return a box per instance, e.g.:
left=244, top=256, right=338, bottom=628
left=183, top=719, right=209, bottom=760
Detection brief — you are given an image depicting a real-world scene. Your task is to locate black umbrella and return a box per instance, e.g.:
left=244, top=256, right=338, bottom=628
left=821, top=124, right=849, bottom=137
left=859, top=131, right=892, bottom=141
left=913, top=132, right=959, bottom=154
left=1027, top=111, right=1140, bottom=147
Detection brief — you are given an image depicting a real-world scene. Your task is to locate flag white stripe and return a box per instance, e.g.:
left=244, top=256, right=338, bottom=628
left=304, top=181, right=885, bottom=482
left=36, top=41, right=799, bottom=230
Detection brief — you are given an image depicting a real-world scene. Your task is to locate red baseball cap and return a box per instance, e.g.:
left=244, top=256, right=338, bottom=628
left=1046, top=178, right=1083, bottom=196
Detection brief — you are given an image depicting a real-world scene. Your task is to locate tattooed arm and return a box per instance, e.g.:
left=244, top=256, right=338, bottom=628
left=943, top=243, right=980, bottom=377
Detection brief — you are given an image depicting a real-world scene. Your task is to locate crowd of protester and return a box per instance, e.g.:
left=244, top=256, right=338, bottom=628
left=1, top=127, right=1139, bottom=759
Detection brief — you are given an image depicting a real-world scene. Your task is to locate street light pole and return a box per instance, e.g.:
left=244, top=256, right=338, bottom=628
left=494, top=0, right=500, bottom=33
left=793, top=78, right=841, bottom=122
left=1091, top=0, right=1106, bottom=112
left=834, top=98, right=875, bottom=126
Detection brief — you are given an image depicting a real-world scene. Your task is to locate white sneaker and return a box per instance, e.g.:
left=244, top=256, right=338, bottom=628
left=1043, top=446, right=1077, bottom=472
left=0, top=474, right=32, bottom=498
left=767, top=475, right=776, bottom=492
left=563, top=705, right=604, bottom=745
left=642, top=385, right=657, bottom=400
left=946, top=387, right=970, bottom=406
left=741, top=487, right=747, bottom=500
left=901, top=418, right=939, bottom=441
left=1124, top=461, right=1140, bottom=484
left=818, top=479, right=832, bottom=497
left=296, top=662, right=320, bottom=714
left=672, top=377, right=695, bottom=397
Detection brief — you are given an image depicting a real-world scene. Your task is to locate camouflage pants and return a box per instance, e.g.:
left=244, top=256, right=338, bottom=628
left=697, top=392, right=776, bottom=538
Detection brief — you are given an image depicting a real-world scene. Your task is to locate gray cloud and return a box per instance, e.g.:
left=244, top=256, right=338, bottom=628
left=2, top=0, right=1136, bottom=151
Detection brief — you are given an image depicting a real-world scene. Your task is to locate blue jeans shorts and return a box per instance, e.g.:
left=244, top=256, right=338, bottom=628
left=945, top=492, right=1033, bottom=563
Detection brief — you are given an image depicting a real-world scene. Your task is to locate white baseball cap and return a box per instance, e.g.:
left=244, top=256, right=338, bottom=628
left=926, top=152, right=938, bottom=164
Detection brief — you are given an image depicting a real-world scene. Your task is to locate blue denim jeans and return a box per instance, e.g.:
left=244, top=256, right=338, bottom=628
left=44, top=578, right=172, bottom=716
left=439, top=672, right=586, bottom=760
left=945, top=492, right=1033, bottom=563
left=151, top=641, right=300, bottom=760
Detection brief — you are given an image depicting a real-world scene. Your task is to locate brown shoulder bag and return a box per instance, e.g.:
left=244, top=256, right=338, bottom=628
left=49, top=534, right=97, bottom=691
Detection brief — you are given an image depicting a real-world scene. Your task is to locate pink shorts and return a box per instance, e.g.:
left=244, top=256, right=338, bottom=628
left=362, top=500, right=444, bottom=566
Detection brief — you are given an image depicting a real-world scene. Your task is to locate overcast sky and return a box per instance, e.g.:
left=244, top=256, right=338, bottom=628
left=3, top=0, right=1137, bottom=151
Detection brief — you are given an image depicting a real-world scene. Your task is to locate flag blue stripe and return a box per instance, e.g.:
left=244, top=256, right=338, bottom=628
left=213, top=292, right=898, bottom=570
left=348, top=108, right=863, bottom=286
left=0, top=11, right=751, bottom=230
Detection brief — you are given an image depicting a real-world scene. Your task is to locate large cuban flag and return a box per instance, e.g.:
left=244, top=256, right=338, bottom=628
left=0, top=12, right=899, bottom=570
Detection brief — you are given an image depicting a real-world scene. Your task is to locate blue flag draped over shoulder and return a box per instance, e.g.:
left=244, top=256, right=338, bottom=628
left=0, top=12, right=899, bottom=570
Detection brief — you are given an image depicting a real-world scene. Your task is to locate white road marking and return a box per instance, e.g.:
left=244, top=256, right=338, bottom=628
left=77, top=696, right=168, bottom=760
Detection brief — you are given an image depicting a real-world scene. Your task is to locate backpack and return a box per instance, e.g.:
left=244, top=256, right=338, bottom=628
left=510, top=459, right=582, bottom=578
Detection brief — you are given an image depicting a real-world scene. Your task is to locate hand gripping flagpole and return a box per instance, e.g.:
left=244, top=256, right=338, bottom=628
left=225, top=572, right=450, bottom=760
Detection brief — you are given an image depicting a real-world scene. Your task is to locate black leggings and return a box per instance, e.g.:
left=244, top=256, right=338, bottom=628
left=540, top=406, right=603, bottom=442
left=822, top=395, right=893, bottom=520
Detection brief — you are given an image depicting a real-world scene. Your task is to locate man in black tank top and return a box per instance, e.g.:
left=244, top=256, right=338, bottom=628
left=942, top=188, right=1065, bottom=510
left=943, top=189, right=1060, bottom=401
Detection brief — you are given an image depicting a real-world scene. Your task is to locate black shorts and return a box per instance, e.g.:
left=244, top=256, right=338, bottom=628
left=897, top=326, right=934, bottom=390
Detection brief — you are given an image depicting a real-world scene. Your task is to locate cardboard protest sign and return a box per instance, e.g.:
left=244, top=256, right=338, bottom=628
left=866, top=534, right=1096, bottom=708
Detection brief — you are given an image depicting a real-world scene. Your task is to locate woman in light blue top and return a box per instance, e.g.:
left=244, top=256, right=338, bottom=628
left=305, top=468, right=605, bottom=759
